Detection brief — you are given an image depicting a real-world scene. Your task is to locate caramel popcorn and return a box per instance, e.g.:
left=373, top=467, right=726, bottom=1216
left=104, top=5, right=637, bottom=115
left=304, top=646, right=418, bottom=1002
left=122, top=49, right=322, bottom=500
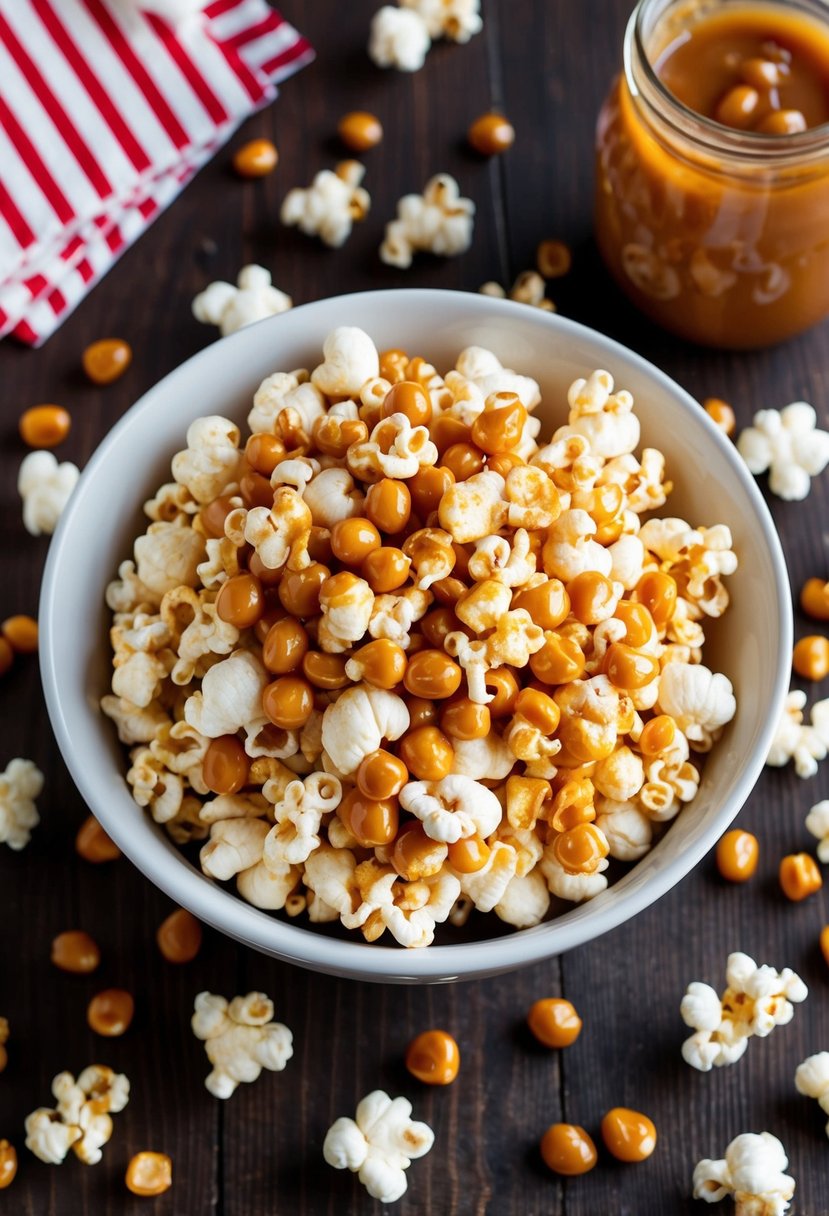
left=380, top=174, right=475, bottom=268
left=103, top=328, right=737, bottom=945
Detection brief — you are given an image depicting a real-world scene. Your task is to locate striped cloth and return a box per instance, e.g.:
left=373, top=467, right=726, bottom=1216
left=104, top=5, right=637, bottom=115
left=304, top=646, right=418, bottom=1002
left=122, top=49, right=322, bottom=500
left=0, top=0, right=312, bottom=345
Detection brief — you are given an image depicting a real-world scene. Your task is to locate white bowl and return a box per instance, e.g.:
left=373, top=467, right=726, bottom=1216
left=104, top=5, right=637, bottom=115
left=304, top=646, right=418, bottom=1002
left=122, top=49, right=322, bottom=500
left=40, top=289, right=791, bottom=983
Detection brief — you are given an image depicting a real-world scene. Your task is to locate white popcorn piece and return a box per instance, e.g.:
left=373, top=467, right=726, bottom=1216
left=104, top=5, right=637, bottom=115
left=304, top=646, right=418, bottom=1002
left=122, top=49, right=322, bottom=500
left=794, top=1052, right=829, bottom=1139
left=458, top=840, right=518, bottom=912
left=191, top=991, right=293, bottom=1099
left=171, top=416, right=242, bottom=505
left=805, top=799, right=829, bottom=862
left=542, top=509, right=613, bottom=582
left=18, top=450, right=80, bottom=536
left=25, top=1066, right=130, bottom=1166
left=692, top=1132, right=794, bottom=1215
left=101, top=695, right=170, bottom=745
left=184, top=649, right=269, bottom=738
left=495, top=869, right=550, bottom=928
left=323, top=1090, right=434, bottom=1203
left=322, top=685, right=409, bottom=774
left=560, top=370, right=641, bottom=459
left=311, top=326, right=380, bottom=399
left=281, top=161, right=370, bottom=248
left=380, top=174, right=475, bottom=269
left=200, top=816, right=269, bottom=880
left=766, top=692, right=829, bottom=778
left=450, top=733, right=515, bottom=780
left=680, top=951, right=807, bottom=1072
left=368, top=6, right=431, bottom=71
left=401, top=0, right=482, bottom=41
left=399, top=775, right=502, bottom=843
left=192, top=264, right=292, bottom=337
left=318, top=575, right=375, bottom=654
left=235, top=486, right=313, bottom=573
left=480, top=271, right=553, bottom=312
left=263, top=773, right=342, bottom=869
left=0, top=758, right=43, bottom=850
left=303, top=466, right=365, bottom=527
left=348, top=412, right=439, bottom=481
left=540, top=848, right=609, bottom=903
left=127, top=748, right=184, bottom=823
left=438, top=469, right=506, bottom=544
left=595, top=799, right=653, bottom=862
left=247, top=369, right=308, bottom=435
left=455, top=346, right=541, bottom=412
left=737, top=402, right=829, bottom=501
left=367, top=587, right=431, bottom=650
left=468, top=529, right=537, bottom=587
left=657, top=663, right=736, bottom=751
left=134, top=519, right=206, bottom=601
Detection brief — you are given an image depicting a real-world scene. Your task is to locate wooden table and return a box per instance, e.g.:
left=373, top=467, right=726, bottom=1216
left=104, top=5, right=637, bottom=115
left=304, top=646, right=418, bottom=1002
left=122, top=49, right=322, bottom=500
left=2, top=2, right=828, bottom=1212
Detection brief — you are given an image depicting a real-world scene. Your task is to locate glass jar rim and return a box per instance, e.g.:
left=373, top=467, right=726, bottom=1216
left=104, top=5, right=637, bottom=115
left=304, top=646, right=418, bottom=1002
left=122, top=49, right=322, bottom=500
left=625, top=0, right=829, bottom=162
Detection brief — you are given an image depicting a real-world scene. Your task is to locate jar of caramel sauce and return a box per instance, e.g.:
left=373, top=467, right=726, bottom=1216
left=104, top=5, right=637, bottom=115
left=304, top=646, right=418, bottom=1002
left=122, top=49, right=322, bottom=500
left=595, top=0, right=829, bottom=348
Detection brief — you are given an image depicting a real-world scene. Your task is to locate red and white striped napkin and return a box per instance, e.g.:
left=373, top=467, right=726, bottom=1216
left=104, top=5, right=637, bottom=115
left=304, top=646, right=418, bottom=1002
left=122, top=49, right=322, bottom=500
left=0, top=0, right=312, bottom=346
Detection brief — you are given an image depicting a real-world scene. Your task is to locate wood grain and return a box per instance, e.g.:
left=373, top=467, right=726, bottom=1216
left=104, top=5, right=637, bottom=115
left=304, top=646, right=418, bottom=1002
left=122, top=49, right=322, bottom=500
left=1, top=1, right=828, bottom=1212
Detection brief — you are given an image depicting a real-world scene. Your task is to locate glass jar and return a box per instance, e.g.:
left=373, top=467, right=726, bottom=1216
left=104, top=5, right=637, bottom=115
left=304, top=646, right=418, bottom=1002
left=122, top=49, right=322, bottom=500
left=594, top=0, right=829, bottom=349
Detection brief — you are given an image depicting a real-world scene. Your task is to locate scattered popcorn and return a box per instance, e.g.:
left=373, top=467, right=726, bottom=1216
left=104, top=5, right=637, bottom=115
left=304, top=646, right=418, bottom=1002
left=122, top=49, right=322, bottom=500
left=369, top=6, right=431, bottom=71
left=400, top=0, right=482, bottom=41
left=18, top=450, right=80, bottom=536
left=736, top=402, right=829, bottom=500
left=692, top=1132, right=794, bottom=1215
left=680, top=951, right=807, bottom=1072
left=323, top=1089, right=434, bottom=1203
left=281, top=161, right=370, bottom=248
left=766, top=691, right=829, bottom=778
left=794, top=1053, right=829, bottom=1139
left=380, top=175, right=475, bottom=268
left=192, top=265, right=292, bottom=337
left=480, top=271, right=554, bottom=311
left=191, top=991, right=293, bottom=1098
left=104, top=328, right=738, bottom=946
left=25, top=1066, right=129, bottom=1165
left=805, top=799, right=829, bottom=862
left=0, top=758, right=43, bottom=850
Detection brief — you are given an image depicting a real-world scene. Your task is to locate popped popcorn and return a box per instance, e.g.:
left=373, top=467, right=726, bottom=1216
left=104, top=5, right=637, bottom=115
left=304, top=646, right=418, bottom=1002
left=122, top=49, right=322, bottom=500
left=0, top=758, right=43, bottom=850
left=794, top=1053, right=829, bottom=1139
left=192, top=264, right=292, bottom=337
left=766, top=691, right=829, bottom=778
left=368, top=6, right=431, bottom=72
left=191, top=991, right=293, bottom=1098
left=805, top=799, right=829, bottom=861
left=400, top=0, right=482, bottom=41
left=324, top=1090, right=434, bottom=1202
left=737, top=402, right=829, bottom=500
left=104, top=328, right=738, bottom=946
left=380, top=175, right=475, bottom=268
left=680, top=952, right=807, bottom=1072
left=25, top=1066, right=129, bottom=1165
left=480, top=271, right=554, bottom=311
left=281, top=161, right=370, bottom=248
left=692, top=1132, right=794, bottom=1215
left=18, top=450, right=80, bottom=536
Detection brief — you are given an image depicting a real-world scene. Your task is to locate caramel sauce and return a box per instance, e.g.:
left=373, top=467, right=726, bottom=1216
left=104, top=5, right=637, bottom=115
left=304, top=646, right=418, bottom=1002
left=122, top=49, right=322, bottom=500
left=656, top=8, right=829, bottom=131
left=595, top=2, right=829, bottom=348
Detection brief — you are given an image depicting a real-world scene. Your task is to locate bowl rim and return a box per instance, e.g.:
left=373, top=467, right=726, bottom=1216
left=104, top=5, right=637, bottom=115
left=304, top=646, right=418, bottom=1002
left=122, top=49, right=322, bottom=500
left=39, top=288, right=792, bottom=983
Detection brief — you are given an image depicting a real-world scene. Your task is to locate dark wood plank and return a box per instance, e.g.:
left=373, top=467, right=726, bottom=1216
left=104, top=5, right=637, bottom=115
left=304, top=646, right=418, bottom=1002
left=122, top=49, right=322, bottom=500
left=1, top=0, right=828, bottom=1213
